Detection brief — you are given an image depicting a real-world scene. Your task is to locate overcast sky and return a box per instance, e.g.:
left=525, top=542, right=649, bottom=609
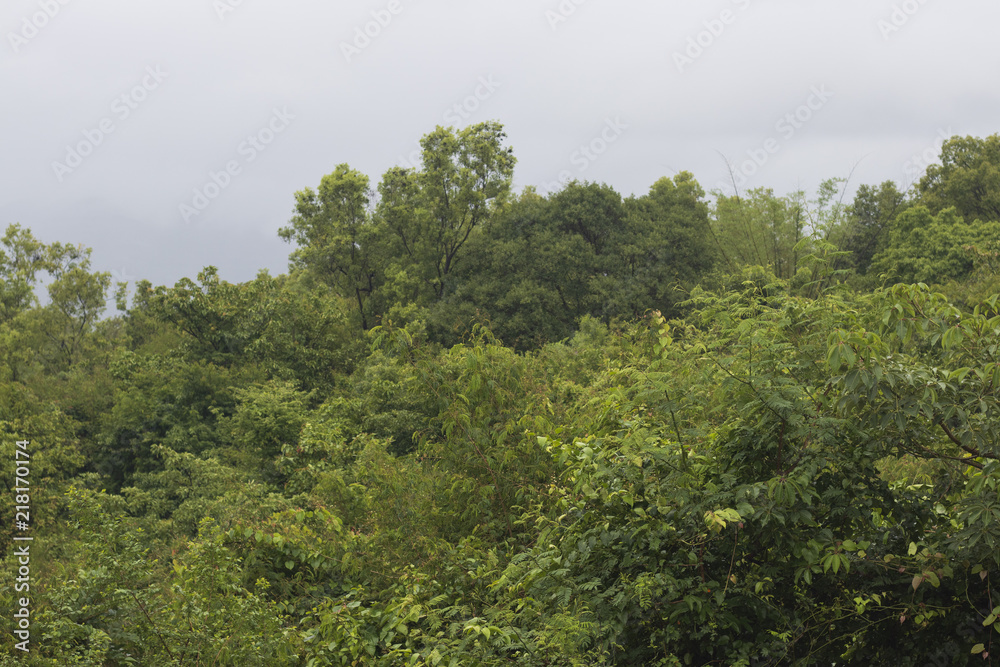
left=3, top=0, right=999, bottom=293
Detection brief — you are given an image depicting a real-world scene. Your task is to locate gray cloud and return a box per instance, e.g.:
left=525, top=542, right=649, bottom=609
left=3, top=0, right=999, bottom=289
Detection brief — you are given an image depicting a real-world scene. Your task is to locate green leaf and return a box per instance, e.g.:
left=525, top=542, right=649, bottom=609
left=828, top=345, right=841, bottom=371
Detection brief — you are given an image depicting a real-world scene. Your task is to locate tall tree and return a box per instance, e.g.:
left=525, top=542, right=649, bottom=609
left=711, top=187, right=807, bottom=279
left=279, top=164, right=383, bottom=330
left=842, top=181, right=910, bottom=275
left=377, top=121, right=516, bottom=304
left=621, top=172, right=714, bottom=317
left=0, top=224, right=50, bottom=324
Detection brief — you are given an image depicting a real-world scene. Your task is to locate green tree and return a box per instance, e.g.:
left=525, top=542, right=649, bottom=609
left=377, top=122, right=516, bottom=308
left=842, top=181, right=911, bottom=275
left=0, top=224, right=49, bottom=324
left=96, top=355, right=241, bottom=489
left=869, top=206, right=1000, bottom=285
left=711, top=187, right=808, bottom=279
left=1, top=230, right=113, bottom=372
left=620, top=171, right=715, bottom=317
left=216, top=379, right=312, bottom=481
left=279, top=164, right=384, bottom=330
left=428, top=182, right=622, bottom=347
left=135, top=266, right=272, bottom=365
left=919, top=134, right=1000, bottom=222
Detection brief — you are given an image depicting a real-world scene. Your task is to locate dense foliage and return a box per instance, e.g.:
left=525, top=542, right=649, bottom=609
left=2, top=126, right=1000, bottom=665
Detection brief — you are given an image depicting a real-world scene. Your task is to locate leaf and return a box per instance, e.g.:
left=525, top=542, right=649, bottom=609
left=829, top=345, right=845, bottom=372
left=911, top=575, right=923, bottom=591
left=971, top=644, right=985, bottom=653
left=908, top=542, right=918, bottom=556
left=845, top=369, right=861, bottom=392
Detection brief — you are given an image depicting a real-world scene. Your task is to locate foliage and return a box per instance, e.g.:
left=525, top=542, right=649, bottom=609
left=11, top=127, right=1000, bottom=665
left=26, top=488, right=296, bottom=666
left=869, top=206, right=1000, bottom=285
left=280, top=164, right=384, bottom=331
left=919, top=133, right=1000, bottom=222
left=841, top=180, right=911, bottom=275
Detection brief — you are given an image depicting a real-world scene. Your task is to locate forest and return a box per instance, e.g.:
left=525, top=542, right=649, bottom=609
left=2, top=122, right=1000, bottom=665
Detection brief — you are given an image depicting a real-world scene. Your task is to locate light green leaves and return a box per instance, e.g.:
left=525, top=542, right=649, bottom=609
left=704, top=508, right=742, bottom=533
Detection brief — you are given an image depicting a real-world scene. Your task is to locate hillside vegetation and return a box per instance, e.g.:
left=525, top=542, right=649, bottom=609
left=2, top=125, right=1000, bottom=665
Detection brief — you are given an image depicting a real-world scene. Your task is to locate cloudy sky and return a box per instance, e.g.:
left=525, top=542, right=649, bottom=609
left=3, top=0, right=998, bottom=292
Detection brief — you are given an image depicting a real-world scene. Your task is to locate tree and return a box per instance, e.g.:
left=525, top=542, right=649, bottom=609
left=919, top=134, right=1000, bottom=222
left=0, top=224, right=48, bottom=324
left=869, top=206, right=1000, bottom=285
left=132, top=269, right=360, bottom=392
left=427, top=182, right=622, bottom=348
left=427, top=174, right=716, bottom=348
left=842, top=181, right=910, bottom=275
left=711, top=187, right=808, bottom=279
left=96, top=354, right=239, bottom=489
left=0, top=226, right=112, bottom=370
left=136, top=266, right=269, bottom=364
left=38, top=250, right=112, bottom=369
left=279, top=164, right=384, bottom=330
left=377, top=121, right=516, bottom=305
left=620, top=171, right=715, bottom=317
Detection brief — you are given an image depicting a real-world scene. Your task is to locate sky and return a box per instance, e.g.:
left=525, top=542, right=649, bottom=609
left=2, top=0, right=999, bottom=294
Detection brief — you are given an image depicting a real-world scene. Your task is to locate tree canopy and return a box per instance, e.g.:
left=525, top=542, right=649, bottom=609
left=3, top=126, right=1000, bottom=665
